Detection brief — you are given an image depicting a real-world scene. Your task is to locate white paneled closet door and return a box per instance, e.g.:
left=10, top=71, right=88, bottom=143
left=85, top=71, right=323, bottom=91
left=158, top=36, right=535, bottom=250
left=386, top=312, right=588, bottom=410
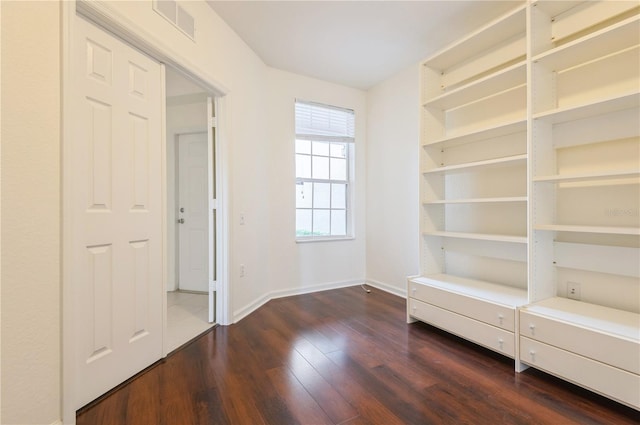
left=71, top=16, right=163, bottom=409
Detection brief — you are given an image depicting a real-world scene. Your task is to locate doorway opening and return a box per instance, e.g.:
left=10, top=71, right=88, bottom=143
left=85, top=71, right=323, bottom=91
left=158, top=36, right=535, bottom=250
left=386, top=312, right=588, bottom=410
left=63, top=3, right=230, bottom=421
left=165, top=67, right=216, bottom=352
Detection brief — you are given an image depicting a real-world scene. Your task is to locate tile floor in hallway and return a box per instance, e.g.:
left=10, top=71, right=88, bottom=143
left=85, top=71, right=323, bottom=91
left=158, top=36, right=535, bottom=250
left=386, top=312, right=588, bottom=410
left=167, top=291, right=214, bottom=353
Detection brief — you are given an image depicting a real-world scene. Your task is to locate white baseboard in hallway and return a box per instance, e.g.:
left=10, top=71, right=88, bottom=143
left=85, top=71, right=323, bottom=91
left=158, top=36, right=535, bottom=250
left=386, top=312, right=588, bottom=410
left=167, top=291, right=213, bottom=353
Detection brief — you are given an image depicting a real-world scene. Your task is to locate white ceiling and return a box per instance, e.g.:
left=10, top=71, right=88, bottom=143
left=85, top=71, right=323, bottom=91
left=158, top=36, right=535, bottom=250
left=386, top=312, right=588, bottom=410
left=206, top=1, right=522, bottom=90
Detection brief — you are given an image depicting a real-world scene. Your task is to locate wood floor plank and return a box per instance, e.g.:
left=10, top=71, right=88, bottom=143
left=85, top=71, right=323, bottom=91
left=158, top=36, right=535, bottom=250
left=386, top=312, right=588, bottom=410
left=325, top=349, right=434, bottom=425
left=77, top=286, right=640, bottom=425
left=125, top=366, right=162, bottom=425
left=287, top=335, right=408, bottom=425
left=266, top=366, right=335, bottom=425
left=287, top=348, right=359, bottom=423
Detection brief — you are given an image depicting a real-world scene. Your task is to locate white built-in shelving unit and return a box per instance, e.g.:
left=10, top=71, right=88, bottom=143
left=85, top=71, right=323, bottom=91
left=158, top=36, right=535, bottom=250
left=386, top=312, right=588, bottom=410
left=409, top=0, right=640, bottom=410
left=410, top=2, right=529, bottom=369
left=524, top=0, right=640, bottom=409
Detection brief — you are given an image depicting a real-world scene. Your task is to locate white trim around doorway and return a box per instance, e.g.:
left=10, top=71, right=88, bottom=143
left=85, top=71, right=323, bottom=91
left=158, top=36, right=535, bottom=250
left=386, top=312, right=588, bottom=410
left=61, top=1, right=231, bottom=423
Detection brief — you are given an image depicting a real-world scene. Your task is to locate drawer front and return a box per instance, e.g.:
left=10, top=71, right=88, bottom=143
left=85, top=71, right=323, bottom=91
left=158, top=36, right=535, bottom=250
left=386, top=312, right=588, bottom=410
left=409, top=281, right=515, bottom=331
left=520, top=337, right=640, bottom=410
left=409, top=298, right=515, bottom=358
left=520, top=311, right=640, bottom=375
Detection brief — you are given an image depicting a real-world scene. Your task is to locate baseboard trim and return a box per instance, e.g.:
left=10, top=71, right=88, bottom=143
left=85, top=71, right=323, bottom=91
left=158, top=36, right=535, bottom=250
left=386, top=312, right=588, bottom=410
left=270, top=279, right=364, bottom=301
left=233, top=294, right=271, bottom=323
left=233, top=279, right=409, bottom=324
left=233, top=279, right=365, bottom=323
left=365, top=279, right=407, bottom=298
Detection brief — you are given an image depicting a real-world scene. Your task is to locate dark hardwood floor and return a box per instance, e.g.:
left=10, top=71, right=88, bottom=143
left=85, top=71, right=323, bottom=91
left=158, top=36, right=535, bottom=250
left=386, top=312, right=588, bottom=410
left=77, top=286, right=639, bottom=425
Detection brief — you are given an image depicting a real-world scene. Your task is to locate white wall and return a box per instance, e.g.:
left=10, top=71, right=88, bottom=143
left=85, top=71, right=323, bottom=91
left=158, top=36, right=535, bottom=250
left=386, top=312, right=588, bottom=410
left=1, top=1, right=61, bottom=424
left=366, top=64, right=421, bottom=296
left=258, top=68, right=368, bottom=315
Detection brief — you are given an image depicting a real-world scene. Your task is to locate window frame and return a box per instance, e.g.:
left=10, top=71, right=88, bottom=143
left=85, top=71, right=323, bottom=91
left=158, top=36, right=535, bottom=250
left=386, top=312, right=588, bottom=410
left=294, top=101, right=355, bottom=242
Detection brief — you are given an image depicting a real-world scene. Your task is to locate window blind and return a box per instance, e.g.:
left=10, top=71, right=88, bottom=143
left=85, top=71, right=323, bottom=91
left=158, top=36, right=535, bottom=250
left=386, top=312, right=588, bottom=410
left=295, top=100, right=355, bottom=143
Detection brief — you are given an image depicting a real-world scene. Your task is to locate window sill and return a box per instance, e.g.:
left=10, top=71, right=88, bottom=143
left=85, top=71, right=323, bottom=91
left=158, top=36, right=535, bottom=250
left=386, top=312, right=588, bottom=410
left=296, top=236, right=355, bottom=244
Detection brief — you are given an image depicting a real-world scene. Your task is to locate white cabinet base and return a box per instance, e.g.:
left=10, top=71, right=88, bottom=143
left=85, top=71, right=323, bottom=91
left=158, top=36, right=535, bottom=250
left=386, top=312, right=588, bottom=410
left=408, top=298, right=516, bottom=359
left=520, top=337, right=640, bottom=410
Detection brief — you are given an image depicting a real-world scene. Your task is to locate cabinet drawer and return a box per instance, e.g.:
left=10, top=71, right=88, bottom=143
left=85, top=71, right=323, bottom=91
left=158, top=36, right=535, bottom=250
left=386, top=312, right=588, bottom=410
left=520, top=311, right=640, bottom=375
left=409, top=298, right=515, bottom=357
left=409, top=281, right=515, bottom=331
left=520, top=337, right=640, bottom=410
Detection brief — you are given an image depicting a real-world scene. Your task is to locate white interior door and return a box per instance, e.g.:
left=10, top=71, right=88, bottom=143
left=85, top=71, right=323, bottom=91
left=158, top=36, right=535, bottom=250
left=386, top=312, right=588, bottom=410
left=178, top=132, right=209, bottom=292
left=71, top=16, right=163, bottom=409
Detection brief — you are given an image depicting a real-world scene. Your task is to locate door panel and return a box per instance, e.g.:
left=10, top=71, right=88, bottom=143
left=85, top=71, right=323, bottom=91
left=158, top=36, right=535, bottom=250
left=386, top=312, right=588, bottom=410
left=178, top=132, right=209, bottom=292
left=72, top=16, right=163, bottom=409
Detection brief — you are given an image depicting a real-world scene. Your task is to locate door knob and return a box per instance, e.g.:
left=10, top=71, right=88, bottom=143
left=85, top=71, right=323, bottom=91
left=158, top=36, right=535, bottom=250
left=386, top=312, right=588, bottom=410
left=177, top=218, right=185, bottom=224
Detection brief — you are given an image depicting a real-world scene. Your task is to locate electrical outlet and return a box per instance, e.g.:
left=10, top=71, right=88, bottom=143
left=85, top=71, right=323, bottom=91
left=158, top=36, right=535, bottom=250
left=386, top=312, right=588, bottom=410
left=567, top=281, right=581, bottom=300
left=240, top=264, right=245, bottom=277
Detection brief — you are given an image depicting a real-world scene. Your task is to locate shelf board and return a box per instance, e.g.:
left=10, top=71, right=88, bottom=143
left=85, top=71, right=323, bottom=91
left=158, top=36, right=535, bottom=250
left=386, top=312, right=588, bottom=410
left=534, top=224, right=640, bottom=236
left=531, top=1, right=582, bottom=18
left=425, top=6, right=526, bottom=70
left=554, top=241, right=640, bottom=279
left=522, top=297, right=640, bottom=341
left=532, top=15, right=640, bottom=71
left=423, top=61, right=526, bottom=110
left=424, top=196, right=527, bottom=205
left=424, top=119, right=526, bottom=149
left=411, top=273, right=528, bottom=307
left=534, top=169, right=640, bottom=183
left=423, top=154, right=527, bottom=175
left=533, top=92, right=640, bottom=124
left=423, top=231, right=527, bottom=244
left=533, top=0, right=639, bottom=24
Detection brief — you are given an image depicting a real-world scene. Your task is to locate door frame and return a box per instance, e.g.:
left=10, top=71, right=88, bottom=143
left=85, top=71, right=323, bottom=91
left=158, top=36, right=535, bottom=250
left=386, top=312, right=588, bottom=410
left=61, top=1, right=231, bottom=423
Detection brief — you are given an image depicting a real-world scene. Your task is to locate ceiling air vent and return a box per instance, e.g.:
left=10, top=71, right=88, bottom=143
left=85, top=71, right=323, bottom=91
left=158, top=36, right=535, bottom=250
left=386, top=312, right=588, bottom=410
left=153, top=0, right=196, bottom=41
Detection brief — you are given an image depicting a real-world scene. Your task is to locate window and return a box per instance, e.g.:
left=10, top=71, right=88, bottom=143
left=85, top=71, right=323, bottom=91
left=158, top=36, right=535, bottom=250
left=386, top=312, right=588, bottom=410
left=295, top=100, right=355, bottom=240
